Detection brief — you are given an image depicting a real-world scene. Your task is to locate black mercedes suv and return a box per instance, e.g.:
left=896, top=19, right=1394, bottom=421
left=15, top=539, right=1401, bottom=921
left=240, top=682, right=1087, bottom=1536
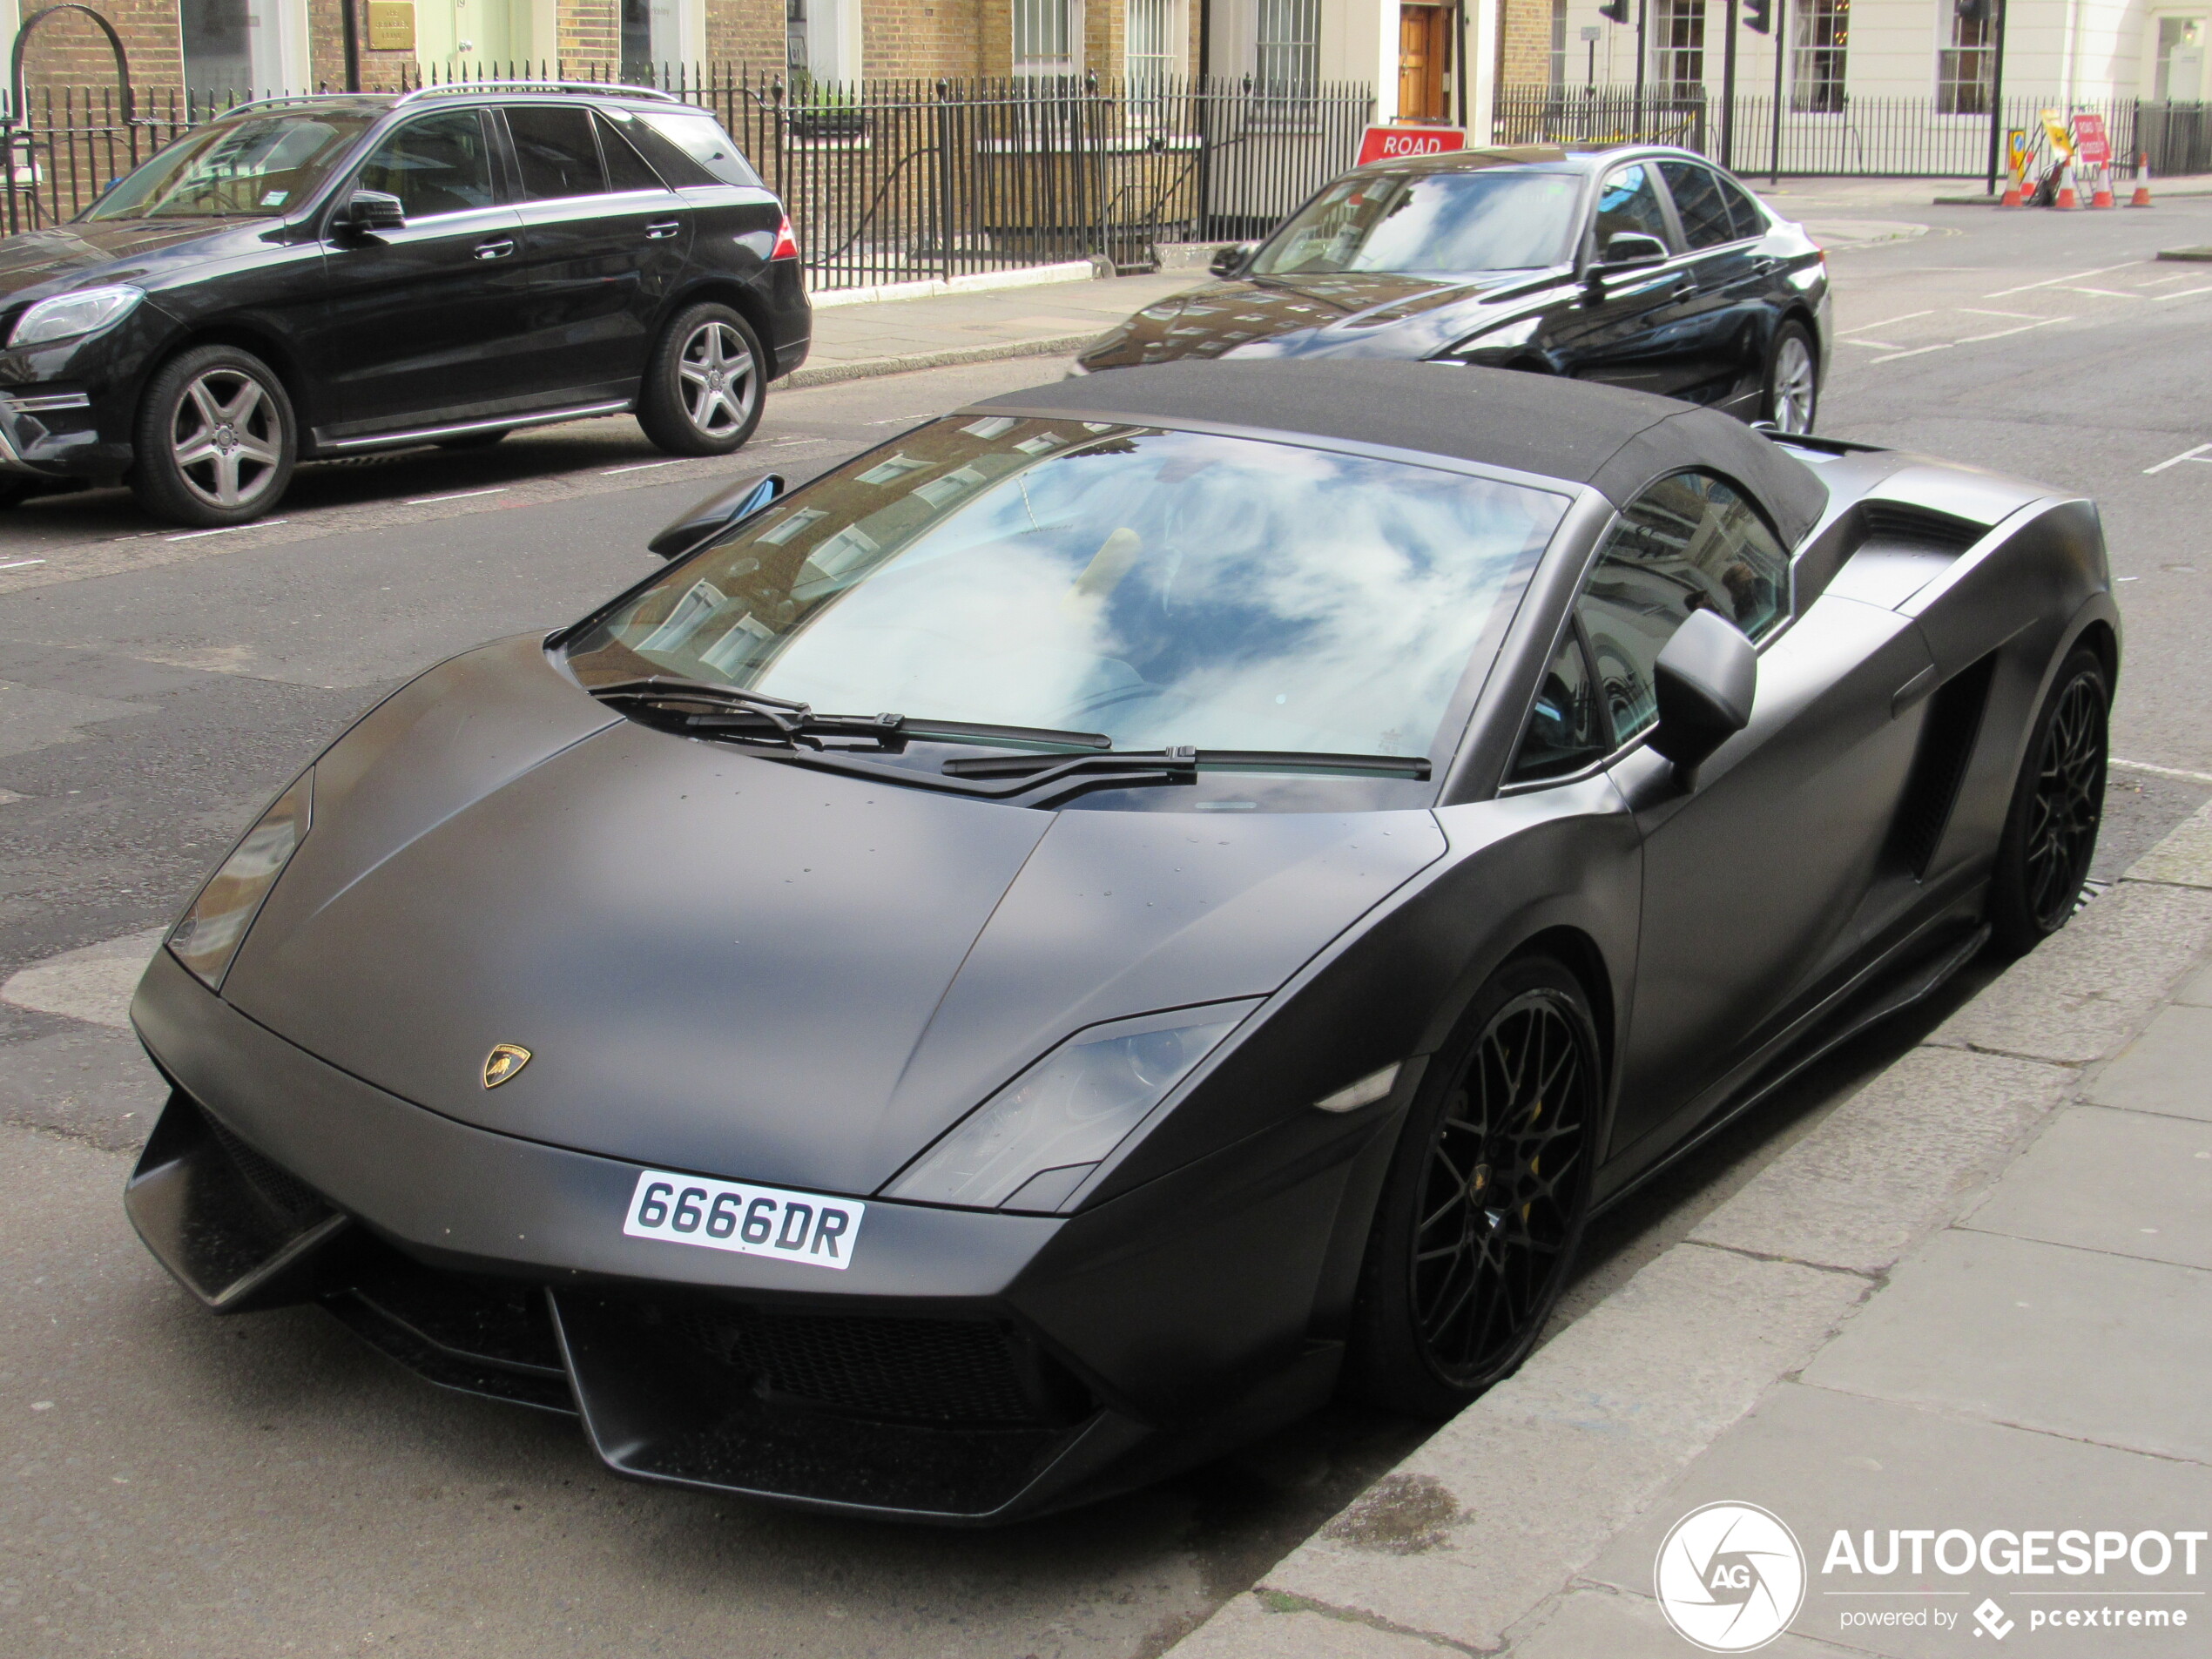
left=0, top=82, right=810, bottom=526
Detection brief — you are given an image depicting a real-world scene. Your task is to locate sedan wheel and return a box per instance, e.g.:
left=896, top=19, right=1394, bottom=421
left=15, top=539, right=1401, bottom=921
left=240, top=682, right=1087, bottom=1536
left=1989, top=645, right=2108, bottom=952
left=1764, top=323, right=1818, bottom=435
left=638, top=303, right=766, bottom=456
left=1347, top=959, right=1599, bottom=1416
left=131, top=344, right=296, bottom=528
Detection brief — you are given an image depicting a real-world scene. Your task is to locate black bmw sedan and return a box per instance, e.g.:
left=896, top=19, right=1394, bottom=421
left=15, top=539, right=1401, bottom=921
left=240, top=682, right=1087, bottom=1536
left=0, top=83, right=809, bottom=526
left=1072, top=144, right=1829, bottom=433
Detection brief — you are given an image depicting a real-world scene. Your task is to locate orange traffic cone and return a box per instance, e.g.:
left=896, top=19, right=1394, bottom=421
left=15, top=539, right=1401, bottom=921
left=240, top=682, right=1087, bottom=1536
left=2054, top=162, right=2080, bottom=209
left=2000, top=162, right=2025, bottom=207
left=2129, top=153, right=2155, bottom=207
left=2092, top=165, right=2115, bottom=208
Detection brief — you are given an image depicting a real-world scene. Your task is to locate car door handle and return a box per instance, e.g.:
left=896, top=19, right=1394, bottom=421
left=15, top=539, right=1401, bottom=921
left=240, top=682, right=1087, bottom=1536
left=474, top=237, right=516, bottom=260
left=644, top=220, right=682, bottom=240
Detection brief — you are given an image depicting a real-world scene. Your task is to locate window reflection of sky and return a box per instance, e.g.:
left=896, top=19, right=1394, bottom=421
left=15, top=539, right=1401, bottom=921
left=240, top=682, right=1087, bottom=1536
left=1253, top=172, right=1581, bottom=276
left=597, top=423, right=1563, bottom=759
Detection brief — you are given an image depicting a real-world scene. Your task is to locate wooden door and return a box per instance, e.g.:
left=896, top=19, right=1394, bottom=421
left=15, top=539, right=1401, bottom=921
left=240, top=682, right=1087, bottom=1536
left=1397, top=5, right=1450, bottom=124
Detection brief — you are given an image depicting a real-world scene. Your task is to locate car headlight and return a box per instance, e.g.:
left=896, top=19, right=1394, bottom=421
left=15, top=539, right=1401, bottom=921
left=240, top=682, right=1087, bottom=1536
left=9, top=284, right=144, bottom=348
left=886, top=1004, right=1255, bottom=1212
left=167, top=768, right=313, bottom=989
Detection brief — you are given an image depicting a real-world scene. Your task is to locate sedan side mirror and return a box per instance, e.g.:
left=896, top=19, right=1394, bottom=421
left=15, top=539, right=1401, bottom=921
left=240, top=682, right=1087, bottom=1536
left=1649, top=609, right=1757, bottom=778
left=1209, top=242, right=1257, bottom=280
left=339, top=190, right=406, bottom=235
left=1596, top=232, right=1669, bottom=271
left=648, top=471, right=786, bottom=560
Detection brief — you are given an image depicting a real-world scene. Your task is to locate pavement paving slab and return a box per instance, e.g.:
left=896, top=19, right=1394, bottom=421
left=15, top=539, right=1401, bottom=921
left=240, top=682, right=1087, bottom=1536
left=2080, top=1001, right=2212, bottom=1120
left=1964, top=1103, right=2212, bottom=1270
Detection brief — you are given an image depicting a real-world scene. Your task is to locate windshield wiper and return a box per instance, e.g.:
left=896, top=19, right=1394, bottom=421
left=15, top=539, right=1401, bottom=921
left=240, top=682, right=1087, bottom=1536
left=943, top=748, right=1432, bottom=784
left=589, top=677, right=1111, bottom=753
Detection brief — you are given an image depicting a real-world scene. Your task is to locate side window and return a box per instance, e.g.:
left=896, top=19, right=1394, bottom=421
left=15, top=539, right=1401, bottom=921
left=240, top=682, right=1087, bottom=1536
left=1509, top=624, right=1608, bottom=784
left=632, top=109, right=765, bottom=188
left=1575, top=472, right=1791, bottom=743
left=595, top=113, right=664, bottom=192
left=1714, top=174, right=1770, bottom=240
left=1593, top=163, right=1675, bottom=254
left=1658, top=161, right=1737, bottom=250
left=354, top=111, right=496, bottom=219
left=507, top=105, right=609, bottom=201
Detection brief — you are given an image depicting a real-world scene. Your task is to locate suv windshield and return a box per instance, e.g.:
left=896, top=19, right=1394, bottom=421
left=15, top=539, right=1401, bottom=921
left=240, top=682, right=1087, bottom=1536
left=84, top=111, right=376, bottom=220
left=565, top=417, right=1567, bottom=760
left=1251, top=169, right=1581, bottom=277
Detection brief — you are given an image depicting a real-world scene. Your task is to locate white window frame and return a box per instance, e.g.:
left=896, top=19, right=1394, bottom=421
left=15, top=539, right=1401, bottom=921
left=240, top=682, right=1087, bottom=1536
left=1014, top=0, right=1082, bottom=77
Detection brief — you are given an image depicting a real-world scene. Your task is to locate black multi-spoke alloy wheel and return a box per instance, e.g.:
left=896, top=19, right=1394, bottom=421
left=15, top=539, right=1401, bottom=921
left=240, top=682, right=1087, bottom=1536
left=129, top=343, right=297, bottom=528
left=637, top=301, right=766, bottom=457
left=1346, top=958, right=1600, bottom=1417
left=1989, top=644, right=2109, bottom=953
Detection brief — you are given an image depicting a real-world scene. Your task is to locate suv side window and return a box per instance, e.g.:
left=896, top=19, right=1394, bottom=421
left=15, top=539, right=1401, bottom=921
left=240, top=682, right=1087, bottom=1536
left=1593, top=163, right=1675, bottom=254
left=1657, top=160, right=1737, bottom=249
left=1575, top=471, right=1791, bottom=743
left=355, top=110, right=496, bottom=219
left=595, top=113, right=664, bottom=192
left=508, top=105, right=608, bottom=200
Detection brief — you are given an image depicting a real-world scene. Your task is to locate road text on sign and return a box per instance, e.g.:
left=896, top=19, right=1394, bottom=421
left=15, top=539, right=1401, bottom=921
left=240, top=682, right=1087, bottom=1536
left=1358, top=125, right=1467, bottom=166
left=2073, top=112, right=2112, bottom=166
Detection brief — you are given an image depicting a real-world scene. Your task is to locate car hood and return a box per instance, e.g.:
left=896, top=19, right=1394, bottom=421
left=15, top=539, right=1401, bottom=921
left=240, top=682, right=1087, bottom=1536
left=0, top=218, right=264, bottom=306
left=219, top=636, right=1447, bottom=1197
left=1074, top=270, right=1561, bottom=372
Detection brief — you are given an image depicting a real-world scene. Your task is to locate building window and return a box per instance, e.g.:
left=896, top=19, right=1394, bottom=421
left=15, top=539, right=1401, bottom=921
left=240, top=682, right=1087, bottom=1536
left=1791, top=0, right=1847, bottom=112
left=1935, top=3, right=1992, bottom=114
left=1550, top=0, right=1568, bottom=86
left=1652, top=0, right=1704, bottom=94
left=1014, top=0, right=1077, bottom=75
left=2156, top=17, right=2207, bottom=101
left=1127, top=0, right=1176, bottom=80
left=1256, top=0, right=1320, bottom=91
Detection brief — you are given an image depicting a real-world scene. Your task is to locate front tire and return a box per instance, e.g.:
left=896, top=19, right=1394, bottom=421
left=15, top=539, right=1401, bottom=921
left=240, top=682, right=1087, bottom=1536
left=1345, top=957, right=1600, bottom=1418
left=1761, top=320, right=1819, bottom=435
left=1988, top=645, right=2109, bottom=953
left=130, top=344, right=296, bottom=527
left=637, top=303, right=766, bottom=457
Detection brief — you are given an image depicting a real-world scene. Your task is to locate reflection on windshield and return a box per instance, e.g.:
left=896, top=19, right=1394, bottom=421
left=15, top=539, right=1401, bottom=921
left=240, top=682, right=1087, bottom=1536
left=84, top=112, right=374, bottom=220
left=1251, top=170, right=1581, bottom=277
left=567, top=419, right=1567, bottom=759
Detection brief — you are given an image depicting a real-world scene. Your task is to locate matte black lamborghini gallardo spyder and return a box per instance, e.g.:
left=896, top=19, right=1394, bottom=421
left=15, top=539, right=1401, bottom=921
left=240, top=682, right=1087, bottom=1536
left=128, top=361, right=2116, bottom=1524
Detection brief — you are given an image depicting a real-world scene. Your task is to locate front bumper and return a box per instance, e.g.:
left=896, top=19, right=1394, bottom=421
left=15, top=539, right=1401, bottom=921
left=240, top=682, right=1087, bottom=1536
left=127, top=947, right=1366, bottom=1522
left=0, top=388, right=118, bottom=481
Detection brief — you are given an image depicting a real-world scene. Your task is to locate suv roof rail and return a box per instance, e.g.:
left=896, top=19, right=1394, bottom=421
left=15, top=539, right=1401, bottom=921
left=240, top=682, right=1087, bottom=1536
left=395, top=79, right=683, bottom=106
left=203, top=91, right=395, bottom=117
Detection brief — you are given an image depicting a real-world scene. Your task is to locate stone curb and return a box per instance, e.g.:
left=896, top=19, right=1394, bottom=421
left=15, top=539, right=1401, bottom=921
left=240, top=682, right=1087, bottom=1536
left=777, top=329, right=1099, bottom=390
left=1163, top=799, right=2212, bottom=1657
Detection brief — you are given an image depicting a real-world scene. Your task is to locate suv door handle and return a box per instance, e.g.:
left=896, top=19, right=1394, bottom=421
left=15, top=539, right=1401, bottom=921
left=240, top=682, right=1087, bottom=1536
left=644, top=219, right=682, bottom=240
left=474, top=237, right=516, bottom=260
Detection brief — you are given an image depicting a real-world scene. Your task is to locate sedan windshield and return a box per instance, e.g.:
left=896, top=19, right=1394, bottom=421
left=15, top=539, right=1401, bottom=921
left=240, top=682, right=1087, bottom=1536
left=1251, top=170, right=1581, bottom=277
left=84, top=111, right=376, bottom=220
left=566, top=418, right=1567, bottom=760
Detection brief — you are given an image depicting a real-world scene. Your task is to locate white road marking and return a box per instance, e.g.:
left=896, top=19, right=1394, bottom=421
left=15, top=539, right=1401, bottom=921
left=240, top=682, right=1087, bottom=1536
left=600, top=459, right=687, bottom=475
left=1959, top=307, right=2040, bottom=319
left=1838, top=309, right=1933, bottom=334
left=1871, top=342, right=1954, bottom=363
left=2136, top=273, right=2196, bottom=287
left=402, top=486, right=509, bottom=505
left=1840, top=338, right=1904, bottom=350
left=2154, top=283, right=2212, bottom=301
left=165, top=520, right=288, bottom=542
left=2143, top=442, right=2212, bottom=474
left=2112, top=757, right=2212, bottom=786
left=1955, top=316, right=2071, bottom=343
left=1986, top=262, right=2139, bottom=298
left=0, top=558, right=44, bottom=570
left=2056, top=286, right=2140, bottom=299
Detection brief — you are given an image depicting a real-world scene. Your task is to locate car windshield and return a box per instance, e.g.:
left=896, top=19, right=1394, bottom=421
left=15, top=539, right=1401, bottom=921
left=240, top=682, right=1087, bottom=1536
left=565, top=418, right=1567, bottom=759
left=83, top=111, right=376, bottom=220
left=1250, top=169, right=1581, bottom=277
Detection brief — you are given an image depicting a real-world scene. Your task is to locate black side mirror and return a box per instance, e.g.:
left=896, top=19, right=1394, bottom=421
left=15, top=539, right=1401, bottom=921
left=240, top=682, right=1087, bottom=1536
left=648, top=472, right=786, bottom=561
left=1649, top=609, right=1757, bottom=778
left=1209, top=242, right=1257, bottom=280
left=1597, top=232, right=1669, bottom=270
left=339, top=190, right=406, bottom=235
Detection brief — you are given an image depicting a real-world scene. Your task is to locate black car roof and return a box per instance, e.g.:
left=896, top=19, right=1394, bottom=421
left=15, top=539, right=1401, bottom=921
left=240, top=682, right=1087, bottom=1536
left=977, top=362, right=1829, bottom=546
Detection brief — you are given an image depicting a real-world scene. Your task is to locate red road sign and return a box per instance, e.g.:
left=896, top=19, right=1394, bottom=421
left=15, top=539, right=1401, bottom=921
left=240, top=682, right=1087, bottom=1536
left=2073, top=113, right=2112, bottom=165
left=1357, top=125, right=1467, bottom=166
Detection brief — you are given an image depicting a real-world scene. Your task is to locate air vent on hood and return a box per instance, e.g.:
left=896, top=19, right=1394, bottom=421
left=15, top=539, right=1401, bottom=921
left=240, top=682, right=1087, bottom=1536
left=1861, top=502, right=1987, bottom=555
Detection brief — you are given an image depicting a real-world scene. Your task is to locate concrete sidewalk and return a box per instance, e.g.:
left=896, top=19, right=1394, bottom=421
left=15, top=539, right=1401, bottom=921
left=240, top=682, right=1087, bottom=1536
left=1168, top=803, right=2212, bottom=1658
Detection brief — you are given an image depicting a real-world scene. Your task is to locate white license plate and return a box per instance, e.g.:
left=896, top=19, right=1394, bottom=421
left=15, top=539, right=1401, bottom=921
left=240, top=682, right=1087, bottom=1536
left=622, top=1169, right=864, bottom=1270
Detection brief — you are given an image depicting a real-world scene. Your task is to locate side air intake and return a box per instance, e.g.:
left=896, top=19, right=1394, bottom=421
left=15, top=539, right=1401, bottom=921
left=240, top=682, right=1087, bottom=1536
left=1861, top=502, right=1986, bottom=556
left=1890, top=652, right=1998, bottom=877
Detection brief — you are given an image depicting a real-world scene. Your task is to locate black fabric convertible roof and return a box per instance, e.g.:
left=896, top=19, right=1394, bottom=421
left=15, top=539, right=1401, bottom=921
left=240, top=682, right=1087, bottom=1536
left=974, top=361, right=1831, bottom=548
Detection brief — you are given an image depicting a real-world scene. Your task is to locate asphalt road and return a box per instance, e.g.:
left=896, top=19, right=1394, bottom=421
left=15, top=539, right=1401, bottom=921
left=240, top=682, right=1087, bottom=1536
left=3, top=200, right=2209, bottom=1658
